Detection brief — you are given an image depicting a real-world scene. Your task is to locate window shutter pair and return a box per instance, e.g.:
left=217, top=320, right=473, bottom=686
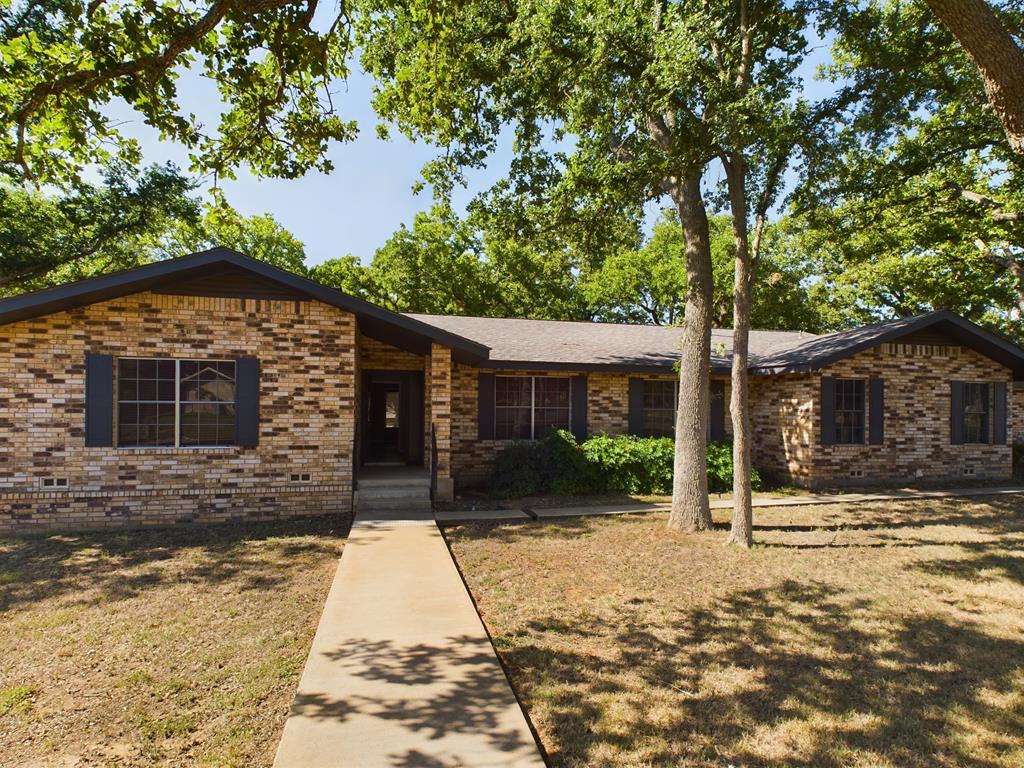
left=820, top=376, right=884, bottom=445
left=476, top=373, right=588, bottom=441
left=83, top=353, right=260, bottom=447
left=952, top=381, right=1007, bottom=445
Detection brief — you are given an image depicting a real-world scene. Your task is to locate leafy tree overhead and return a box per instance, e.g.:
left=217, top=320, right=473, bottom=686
left=799, top=0, right=1024, bottom=341
left=166, top=199, right=309, bottom=274
left=0, top=162, right=200, bottom=293
left=586, top=210, right=824, bottom=331
left=923, top=0, right=1024, bottom=153
left=0, top=0, right=358, bottom=185
left=0, top=162, right=309, bottom=293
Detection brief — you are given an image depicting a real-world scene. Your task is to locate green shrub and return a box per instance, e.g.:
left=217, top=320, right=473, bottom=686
left=489, top=431, right=762, bottom=498
left=490, top=429, right=597, bottom=498
left=1014, top=442, right=1024, bottom=478
left=581, top=434, right=674, bottom=494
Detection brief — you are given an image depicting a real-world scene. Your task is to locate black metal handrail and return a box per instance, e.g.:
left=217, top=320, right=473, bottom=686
left=429, top=423, right=438, bottom=501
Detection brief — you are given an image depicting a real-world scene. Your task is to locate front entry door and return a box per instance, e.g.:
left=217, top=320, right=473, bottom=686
left=361, top=371, right=424, bottom=465
left=367, top=381, right=402, bottom=463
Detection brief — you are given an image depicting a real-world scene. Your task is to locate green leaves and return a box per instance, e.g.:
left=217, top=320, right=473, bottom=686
left=0, top=0, right=357, bottom=185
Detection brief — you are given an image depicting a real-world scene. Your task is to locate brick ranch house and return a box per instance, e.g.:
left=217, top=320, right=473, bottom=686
left=1, top=248, right=1023, bottom=532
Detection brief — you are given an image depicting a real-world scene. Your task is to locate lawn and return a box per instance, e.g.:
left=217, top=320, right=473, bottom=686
left=0, top=518, right=346, bottom=768
left=447, top=497, right=1024, bottom=768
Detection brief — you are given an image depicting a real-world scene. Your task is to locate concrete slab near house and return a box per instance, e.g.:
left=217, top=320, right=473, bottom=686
left=435, top=486, right=1024, bottom=525
left=272, top=510, right=545, bottom=768
left=434, top=508, right=533, bottom=524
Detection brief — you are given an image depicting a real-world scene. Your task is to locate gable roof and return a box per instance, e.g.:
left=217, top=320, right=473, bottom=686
left=0, top=248, right=490, bottom=363
left=749, top=310, right=1024, bottom=377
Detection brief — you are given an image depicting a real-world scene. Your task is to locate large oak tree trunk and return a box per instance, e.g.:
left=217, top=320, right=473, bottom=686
left=924, top=0, right=1024, bottom=154
left=668, top=170, right=713, bottom=532
left=723, top=154, right=753, bottom=548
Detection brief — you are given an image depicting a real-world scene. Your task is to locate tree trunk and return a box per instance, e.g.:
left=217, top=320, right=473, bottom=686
left=668, top=170, right=714, bottom=532
left=723, top=154, right=753, bottom=548
left=924, top=0, right=1024, bottom=154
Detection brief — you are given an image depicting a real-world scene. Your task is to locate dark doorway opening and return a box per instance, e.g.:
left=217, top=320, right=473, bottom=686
left=361, top=370, right=424, bottom=466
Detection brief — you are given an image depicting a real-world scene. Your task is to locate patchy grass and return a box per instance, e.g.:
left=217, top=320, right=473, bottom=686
left=447, top=496, right=1024, bottom=768
left=0, top=518, right=346, bottom=767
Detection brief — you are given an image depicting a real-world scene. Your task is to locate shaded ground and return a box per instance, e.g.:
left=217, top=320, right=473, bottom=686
left=447, top=496, right=1024, bottom=768
left=0, top=518, right=347, bottom=768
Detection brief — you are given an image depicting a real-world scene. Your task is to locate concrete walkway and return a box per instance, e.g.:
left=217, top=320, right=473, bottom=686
left=273, top=510, right=545, bottom=768
left=434, top=485, right=1024, bottom=525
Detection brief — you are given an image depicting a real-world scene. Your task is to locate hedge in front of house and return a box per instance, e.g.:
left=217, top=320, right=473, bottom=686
left=490, top=429, right=762, bottom=497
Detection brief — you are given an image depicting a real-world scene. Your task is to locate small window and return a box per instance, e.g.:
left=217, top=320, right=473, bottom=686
left=118, top=359, right=236, bottom=447
left=833, top=379, right=866, bottom=445
left=495, top=376, right=570, bottom=440
left=963, top=383, right=989, bottom=444
left=643, top=380, right=677, bottom=437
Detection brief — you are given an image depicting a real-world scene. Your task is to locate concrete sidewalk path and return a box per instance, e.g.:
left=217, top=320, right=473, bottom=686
left=435, top=485, right=1024, bottom=525
left=273, top=510, right=545, bottom=768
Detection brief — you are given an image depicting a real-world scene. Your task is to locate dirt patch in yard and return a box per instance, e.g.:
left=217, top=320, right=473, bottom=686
left=0, top=517, right=346, bottom=768
left=447, top=496, right=1024, bottom=768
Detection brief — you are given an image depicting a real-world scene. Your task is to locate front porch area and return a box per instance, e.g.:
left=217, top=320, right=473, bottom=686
left=357, top=333, right=456, bottom=503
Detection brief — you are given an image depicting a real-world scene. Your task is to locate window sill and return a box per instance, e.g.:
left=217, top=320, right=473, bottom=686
left=114, top=446, right=238, bottom=453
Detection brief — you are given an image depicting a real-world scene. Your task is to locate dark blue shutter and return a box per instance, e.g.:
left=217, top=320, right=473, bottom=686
left=994, top=382, right=1007, bottom=445
left=478, top=372, right=495, bottom=439
left=950, top=381, right=965, bottom=445
left=235, top=357, right=260, bottom=447
left=84, top=353, right=114, bottom=447
left=709, top=379, right=726, bottom=442
left=570, top=375, right=588, bottom=441
left=820, top=376, right=835, bottom=446
left=628, top=378, right=645, bottom=435
left=869, top=377, right=884, bottom=445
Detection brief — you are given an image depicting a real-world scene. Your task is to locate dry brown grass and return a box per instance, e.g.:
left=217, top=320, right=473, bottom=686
left=447, top=496, right=1024, bottom=768
left=0, top=518, right=346, bottom=768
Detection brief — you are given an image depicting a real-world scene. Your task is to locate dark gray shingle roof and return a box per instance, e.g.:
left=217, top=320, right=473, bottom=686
left=405, top=314, right=813, bottom=372
left=407, top=310, right=1024, bottom=377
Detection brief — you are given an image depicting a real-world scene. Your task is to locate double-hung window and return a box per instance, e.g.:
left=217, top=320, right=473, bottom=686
left=495, top=376, right=570, bottom=440
left=117, top=358, right=237, bottom=447
left=833, top=379, right=866, bottom=444
left=643, top=380, right=677, bottom=437
left=962, top=383, right=990, bottom=444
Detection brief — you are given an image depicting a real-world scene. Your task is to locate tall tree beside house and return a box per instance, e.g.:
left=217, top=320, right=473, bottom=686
left=357, top=0, right=754, bottom=532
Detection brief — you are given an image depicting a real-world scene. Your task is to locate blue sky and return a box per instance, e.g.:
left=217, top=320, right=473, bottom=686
left=112, top=65, right=517, bottom=269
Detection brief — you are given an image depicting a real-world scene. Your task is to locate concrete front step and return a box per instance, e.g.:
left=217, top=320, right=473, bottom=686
left=354, top=489, right=433, bottom=514
left=356, top=486, right=432, bottom=500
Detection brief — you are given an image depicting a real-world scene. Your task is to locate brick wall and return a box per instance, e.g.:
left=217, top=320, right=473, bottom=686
left=450, top=346, right=1013, bottom=491
left=450, top=368, right=728, bottom=489
left=0, top=292, right=358, bottom=532
left=750, top=344, right=1013, bottom=487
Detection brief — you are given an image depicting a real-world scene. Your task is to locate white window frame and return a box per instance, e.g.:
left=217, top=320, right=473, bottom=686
left=494, top=375, right=572, bottom=441
left=116, top=357, right=237, bottom=448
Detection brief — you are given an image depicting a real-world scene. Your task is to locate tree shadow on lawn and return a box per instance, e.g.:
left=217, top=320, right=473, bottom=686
left=0, top=515, right=348, bottom=612
left=503, top=580, right=1024, bottom=768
